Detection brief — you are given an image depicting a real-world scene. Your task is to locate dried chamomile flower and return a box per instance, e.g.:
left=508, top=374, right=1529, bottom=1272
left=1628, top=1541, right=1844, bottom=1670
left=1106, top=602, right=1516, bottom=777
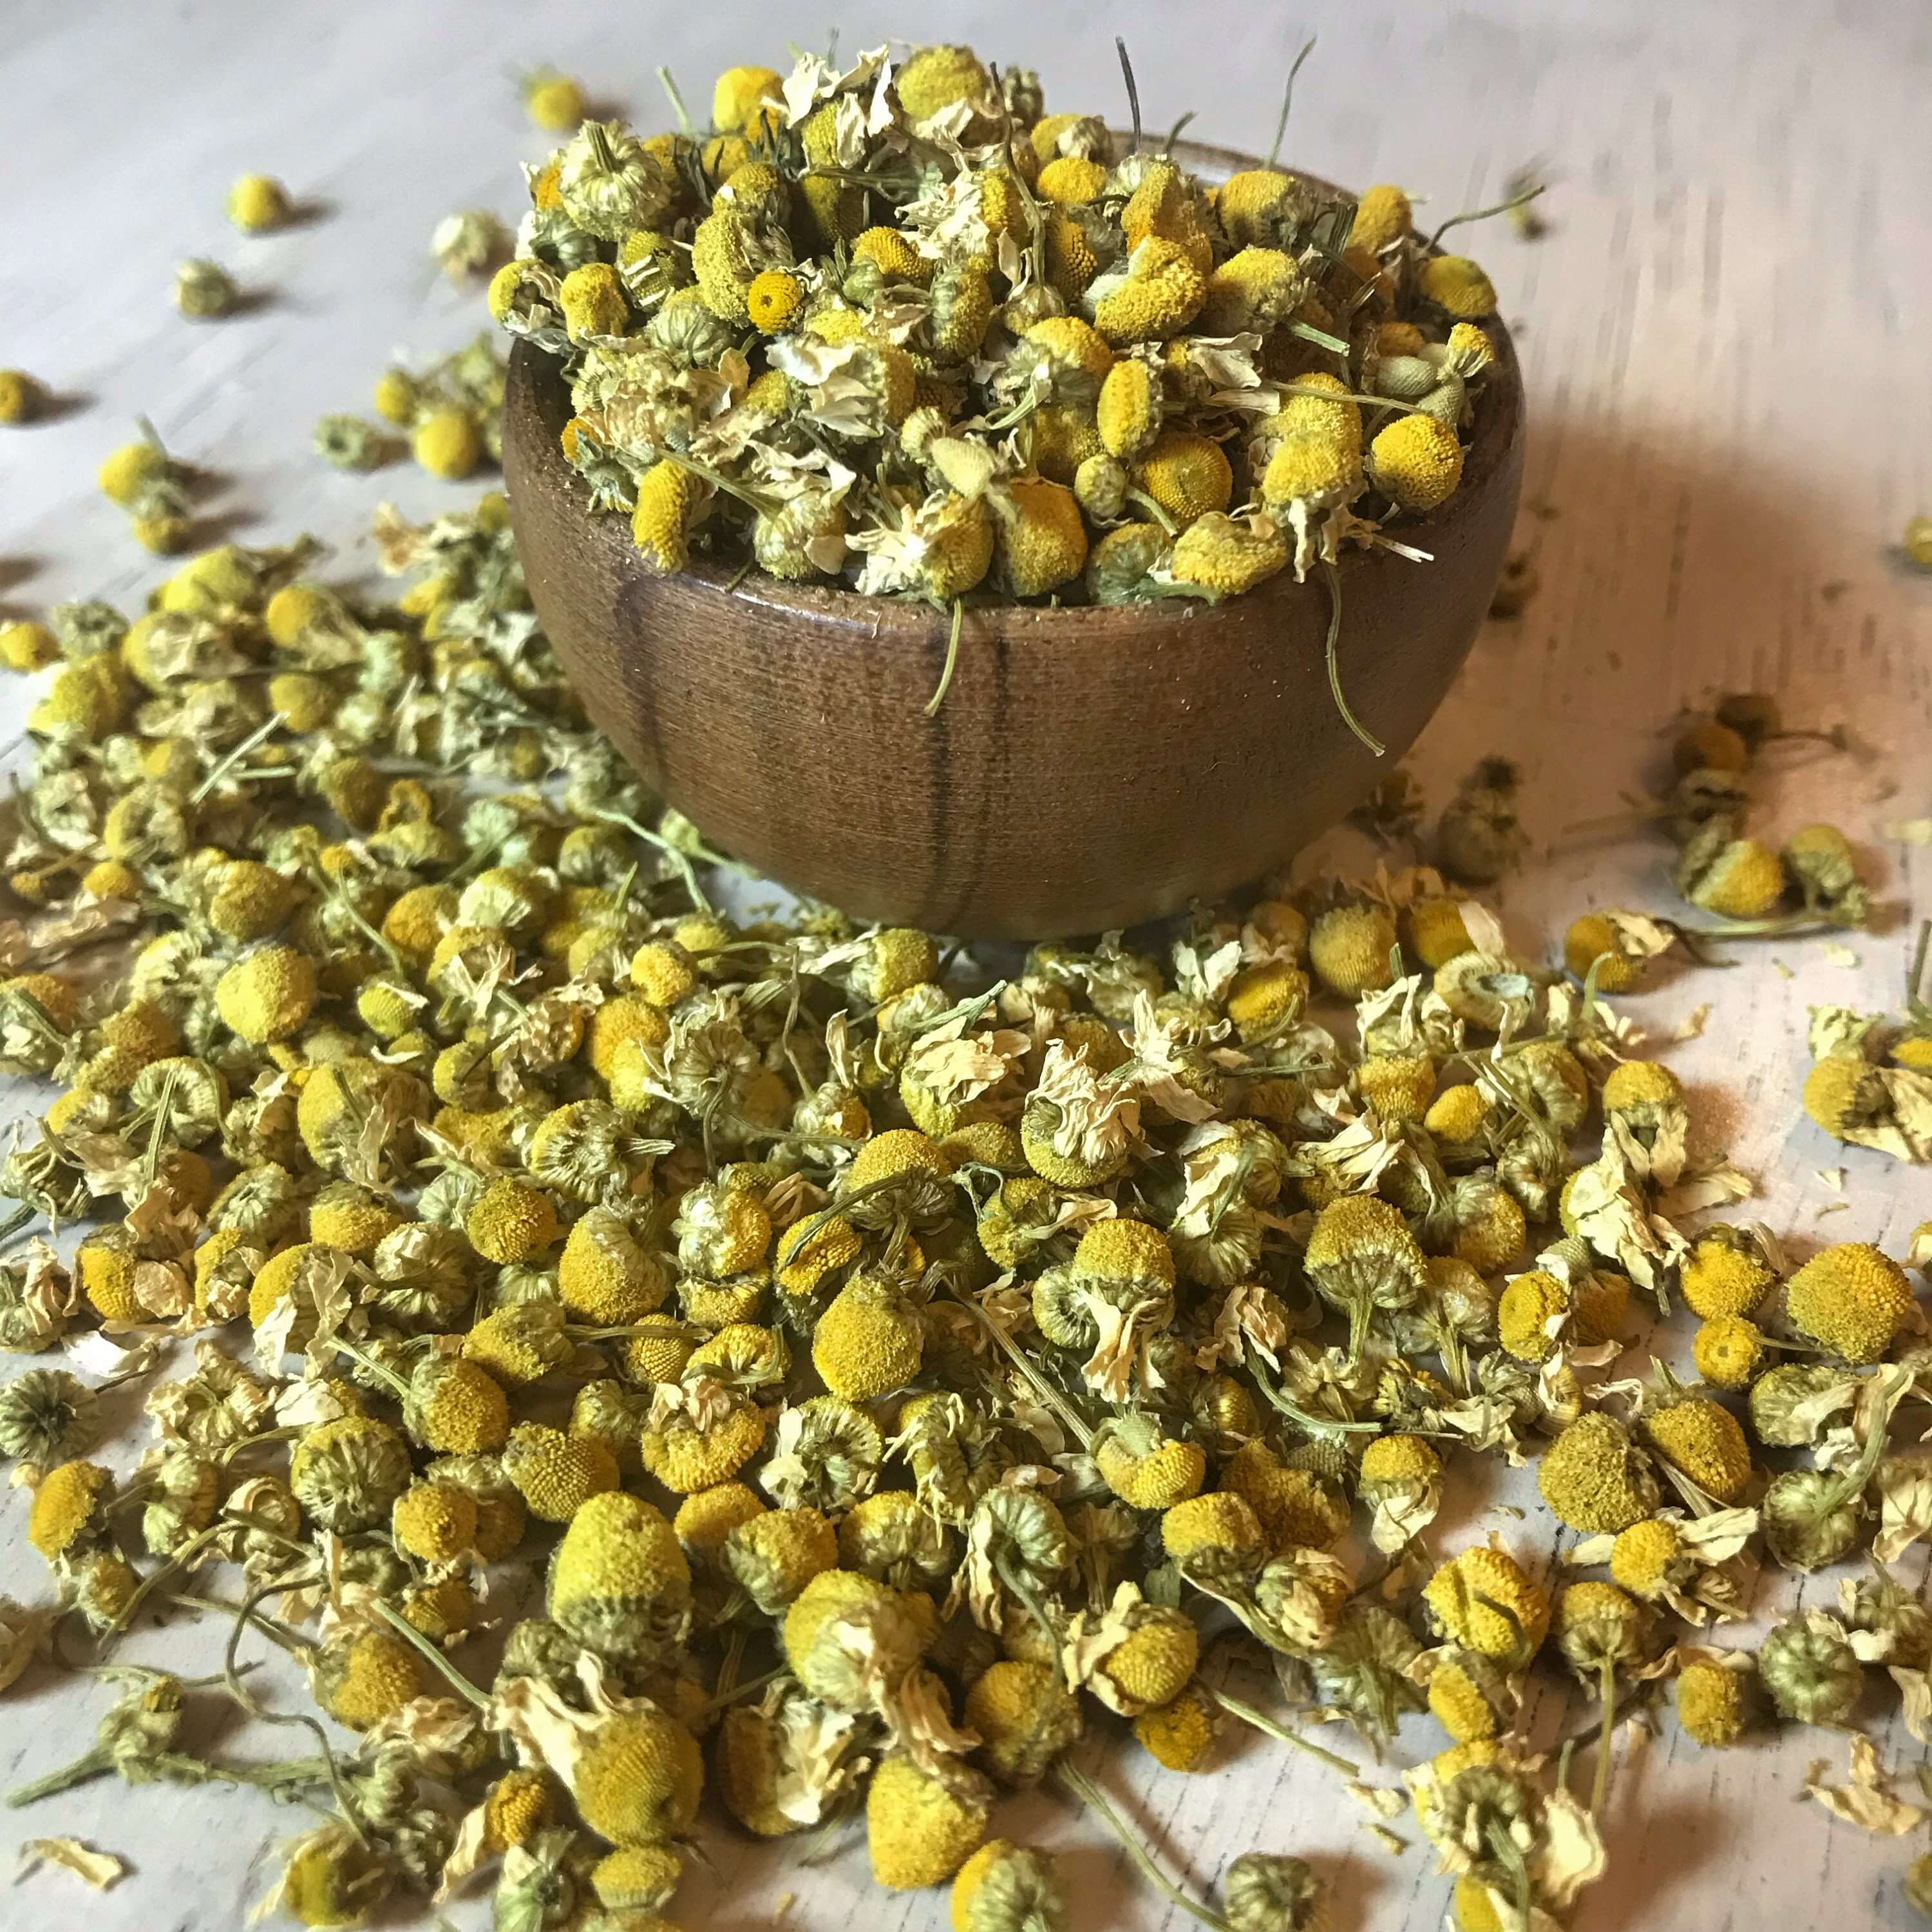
left=1302, top=1194, right=1427, bottom=1358
left=1785, top=1242, right=1914, bottom=1362
left=860, top=1750, right=994, bottom=1891
left=523, top=68, right=586, bottom=131
left=1424, top=1543, right=1549, bottom=1664
left=1757, top=1609, right=1862, bottom=1726
left=1436, top=759, right=1527, bottom=885
left=432, top=208, right=513, bottom=282
left=289, top=1414, right=412, bottom=1531
left=1674, top=1653, right=1751, bottom=1747
left=174, top=258, right=242, bottom=319
left=1219, top=1852, right=1327, bottom=1932
left=228, top=173, right=292, bottom=231
left=1538, top=1412, right=1658, bottom=1534
left=314, top=414, right=400, bottom=471
left=0, top=1368, right=101, bottom=1468
left=27, top=1458, right=116, bottom=1562
left=0, top=368, right=43, bottom=424
left=951, top=1840, right=1071, bottom=1932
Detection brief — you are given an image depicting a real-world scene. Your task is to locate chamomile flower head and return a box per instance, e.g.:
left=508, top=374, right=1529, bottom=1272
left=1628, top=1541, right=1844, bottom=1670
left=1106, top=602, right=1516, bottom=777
left=1676, top=1656, right=1749, bottom=1747
left=1693, top=1315, right=1765, bottom=1388
left=1350, top=183, right=1414, bottom=253
left=391, top=1478, right=479, bottom=1562
left=1428, top=1647, right=1516, bottom=1744
left=1757, top=1611, right=1861, bottom=1726
left=27, top=1458, right=115, bottom=1561
left=1133, top=1685, right=1218, bottom=1772
left=783, top=1568, right=929, bottom=1712
left=1133, top=428, right=1233, bottom=524
left=466, top=1178, right=561, bottom=1265
left=573, top=1707, right=705, bottom=1846
left=1419, top=254, right=1499, bottom=319
left=313, top=1628, right=430, bottom=1731
left=1784, top=1242, right=1914, bottom=1363
left=951, top=1840, right=1070, bottom=1932
left=1368, top=414, right=1465, bottom=511
left=867, top=1755, right=994, bottom=1890
left=290, top=1416, right=412, bottom=1532
left=1537, top=1412, right=1658, bottom=1533
left=1303, top=1194, right=1428, bottom=1356
left=1675, top=826, right=1785, bottom=920
left=801, top=1269, right=922, bottom=1403
left=965, top=1660, right=1082, bottom=1787
left=1095, top=1414, right=1207, bottom=1510
left=1309, top=904, right=1397, bottom=996
left=722, top=1505, right=840, bottom=1614
left=502, top=1422, right=621, bottom=1523
left=1424, top=1545, right=1549, bottom=1662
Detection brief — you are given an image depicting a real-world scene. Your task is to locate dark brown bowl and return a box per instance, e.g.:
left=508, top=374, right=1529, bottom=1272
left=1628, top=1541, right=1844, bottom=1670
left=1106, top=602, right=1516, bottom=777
left=504, top=141, right=1525, bottom=940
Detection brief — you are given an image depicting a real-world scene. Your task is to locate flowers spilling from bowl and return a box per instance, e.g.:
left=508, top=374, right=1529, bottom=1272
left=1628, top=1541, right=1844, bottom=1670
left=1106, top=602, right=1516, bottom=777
left=490, top=43, right=1506, bottom=612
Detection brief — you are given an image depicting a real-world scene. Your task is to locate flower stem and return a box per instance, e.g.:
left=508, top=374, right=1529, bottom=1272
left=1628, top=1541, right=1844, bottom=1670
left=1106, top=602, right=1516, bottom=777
left=370, top=1600, right=488, bottom=1708
left=1321, top=562, right=1383, bottom=756
left=1202, top=1684, right=1359, bottom=1774
left=1054, top=1762, right=1231, bottom=1932
left=1591, top=1659, right=1616, bottom=1817
left=923, top=598, right=965, bottom=718
left=7, top=1745, right=112, bottom=1806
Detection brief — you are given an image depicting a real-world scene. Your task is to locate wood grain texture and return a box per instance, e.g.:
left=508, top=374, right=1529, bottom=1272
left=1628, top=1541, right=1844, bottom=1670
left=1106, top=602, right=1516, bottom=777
left=0, top=5, right=1929, bottom=1932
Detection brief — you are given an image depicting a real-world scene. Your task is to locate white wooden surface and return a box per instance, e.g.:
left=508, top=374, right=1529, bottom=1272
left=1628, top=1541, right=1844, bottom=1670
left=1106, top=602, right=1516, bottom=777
left=3, top=2, right=1931, bottom=1927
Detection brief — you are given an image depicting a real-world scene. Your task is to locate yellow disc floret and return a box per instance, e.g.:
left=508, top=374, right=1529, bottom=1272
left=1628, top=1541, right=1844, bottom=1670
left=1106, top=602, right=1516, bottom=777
left=1423, top=1545, right=1549, bottom=1662
left=1784, top=1241, right=1913, bottom=1363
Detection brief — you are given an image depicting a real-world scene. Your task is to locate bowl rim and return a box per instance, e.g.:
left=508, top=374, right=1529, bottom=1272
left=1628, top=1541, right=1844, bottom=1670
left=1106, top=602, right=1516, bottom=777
left=511, top=135, right=1524, bottom=640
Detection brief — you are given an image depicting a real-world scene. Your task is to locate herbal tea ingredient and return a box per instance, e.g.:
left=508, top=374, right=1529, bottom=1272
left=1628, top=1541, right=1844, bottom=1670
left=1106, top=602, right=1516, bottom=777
left=0, top=486, right=1922, bottom=1932
left=0, top=37, right=1926, bottom=1932
left=491, top=43, right=1511, bottom=617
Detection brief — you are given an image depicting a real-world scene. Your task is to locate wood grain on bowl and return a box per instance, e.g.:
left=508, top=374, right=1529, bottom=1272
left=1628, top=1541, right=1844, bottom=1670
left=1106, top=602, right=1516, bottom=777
left=504, top=142, right=1526, bottom=940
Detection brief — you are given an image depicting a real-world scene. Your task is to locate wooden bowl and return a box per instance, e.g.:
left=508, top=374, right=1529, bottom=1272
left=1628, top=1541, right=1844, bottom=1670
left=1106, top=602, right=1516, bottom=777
left=503, top=142, right=1526, bottom=940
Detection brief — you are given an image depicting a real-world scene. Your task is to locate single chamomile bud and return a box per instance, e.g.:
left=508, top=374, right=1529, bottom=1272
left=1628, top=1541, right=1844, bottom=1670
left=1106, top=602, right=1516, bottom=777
left=289, top=1414, right=411, bottom=1532
left=1761, top=1412, right=1888, bottom=1571
left=502, top=1422, right=621, bottom=1524
left=1674, top=1655, right=1750, bottom=1748
left=1220, top=1852, right=1327, bottom=1932
left=228, top=174, right=292, bottom=231
left=1842, top=1564, right=1932, bottom=1669
left=1537, top=1412, right=1659, bottom=1534
left=1424, top=1544, right=1549, bottom=1664
left=313, top=415, right=398, bottom=471
left=867, top=1754, right=994, bottom=1891
left=174, top=259, right=242, bottom=319
left=1676, top=1230, right=1773, bottom=1326
left=1757, top=1610, right=1862, bottom=1726
left=431, top=208, right=511, bottom=282
left=1639, top=1385, right=1753, bottom=1506
left=1674, top=823, right=1786, bottom=920
left=1784, top=1241, right=1914, bottom=1363
left=0, top=370, right=43, bottom=424
left=1427, top=1647, right=1517, bottom=1744
left=951, top=1839, right=1071, bottom=1932
left=1436, top=759, right=1527, bottom=885
left=1302, top=1194, right=1428, bottom=1358
left=0, top=1367, right=101, bottom=1467
left=26, top=1458, right=116, bottom=1562
left=965, top=1660, right=1083, bottom=1786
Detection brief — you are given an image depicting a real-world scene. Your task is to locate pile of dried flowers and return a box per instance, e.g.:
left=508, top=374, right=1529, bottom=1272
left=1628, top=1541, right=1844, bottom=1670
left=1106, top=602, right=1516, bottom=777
left=1, top=39, right=1932, bottom=1932
left=491, top=44, right=1512, bottom=631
